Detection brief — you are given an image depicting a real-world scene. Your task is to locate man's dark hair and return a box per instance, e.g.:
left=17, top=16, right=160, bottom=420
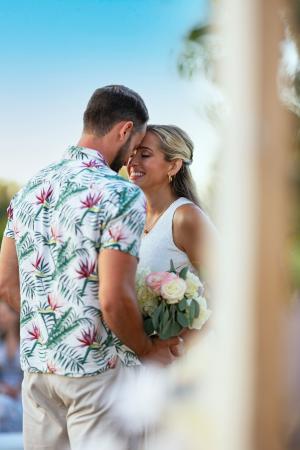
left=83, top=85, right=149, bottom=136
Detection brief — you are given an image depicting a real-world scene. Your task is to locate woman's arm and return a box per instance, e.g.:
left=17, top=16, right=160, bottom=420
left=172, top=204, right=217, bottom=347
left=173, top=203, right=217, bottom=278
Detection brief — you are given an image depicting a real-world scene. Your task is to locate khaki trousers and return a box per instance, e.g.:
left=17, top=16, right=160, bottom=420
left=22, top=364, right=144, bottom=450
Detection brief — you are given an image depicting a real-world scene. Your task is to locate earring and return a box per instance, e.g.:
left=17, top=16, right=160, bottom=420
left=168, top=174, right=173, bottom=183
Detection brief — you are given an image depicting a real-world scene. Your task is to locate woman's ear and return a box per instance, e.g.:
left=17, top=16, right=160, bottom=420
left=168, top=159, right=183, bottom=177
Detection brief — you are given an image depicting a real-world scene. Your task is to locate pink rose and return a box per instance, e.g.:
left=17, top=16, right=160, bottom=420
left=146, top=272, right=178, bottom=295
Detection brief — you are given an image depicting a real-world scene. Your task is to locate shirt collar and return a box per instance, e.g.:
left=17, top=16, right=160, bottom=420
left=63, top=145, right=109, bottom=168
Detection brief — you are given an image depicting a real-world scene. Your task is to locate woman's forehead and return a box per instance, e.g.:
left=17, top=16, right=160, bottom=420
left=142, top=130, right=159, bottom=145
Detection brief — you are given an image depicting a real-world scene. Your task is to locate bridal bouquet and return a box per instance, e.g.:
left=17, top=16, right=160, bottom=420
left=136, top=261, right=211, bottom=340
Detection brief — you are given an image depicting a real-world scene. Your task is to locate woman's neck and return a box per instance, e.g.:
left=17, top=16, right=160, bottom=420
left=145, top=189, right=178, bottom=215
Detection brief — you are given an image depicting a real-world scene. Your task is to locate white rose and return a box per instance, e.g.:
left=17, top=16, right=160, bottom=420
left=185, top=271, right=203, bottom=298
left=161, top=277, right=187, bottom=304
left=189, top=296, right=211, bottom=330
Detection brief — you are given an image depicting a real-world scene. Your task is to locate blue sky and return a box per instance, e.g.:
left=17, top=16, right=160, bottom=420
left=0, top=0, right=217, bottom=195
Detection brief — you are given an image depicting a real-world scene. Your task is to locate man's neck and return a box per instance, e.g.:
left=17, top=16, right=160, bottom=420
left=77, top=133, right=114, bottom=166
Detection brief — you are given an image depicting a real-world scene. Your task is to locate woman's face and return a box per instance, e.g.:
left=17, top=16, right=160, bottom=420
left=127, top=131, right=172, bottom=191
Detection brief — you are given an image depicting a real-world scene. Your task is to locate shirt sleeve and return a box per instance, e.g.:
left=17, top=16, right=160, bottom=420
left=3, top=198, right=15, bottom=240
left=100, top=184, right=146, bottom=258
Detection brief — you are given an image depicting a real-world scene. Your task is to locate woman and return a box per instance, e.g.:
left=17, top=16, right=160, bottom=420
left=127, top=124, right=217, bottom=344
left=127, top=124, right=215, bottom=276
left=0, top=301, right=23, bottom=432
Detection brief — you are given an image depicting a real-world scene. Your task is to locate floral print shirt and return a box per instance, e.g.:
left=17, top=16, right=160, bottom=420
left=4, top=146, right=146, bottom=377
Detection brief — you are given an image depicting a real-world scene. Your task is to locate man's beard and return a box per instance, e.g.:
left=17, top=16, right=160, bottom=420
left=110, top=137, right=132, bottom=172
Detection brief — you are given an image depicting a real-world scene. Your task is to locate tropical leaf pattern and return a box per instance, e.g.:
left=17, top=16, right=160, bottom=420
left=4, top=146, right=146, bottom=376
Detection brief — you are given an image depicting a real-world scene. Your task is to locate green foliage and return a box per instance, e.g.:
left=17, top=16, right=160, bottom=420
left=145, top=296, right=201, bottom=340
left=177, top=22, right=216, bottom=80
left=0, top=179, right=20, bottom=246
left=169, top=259, right=176, bottom=273
left=179, top=266, right=189, bottom=279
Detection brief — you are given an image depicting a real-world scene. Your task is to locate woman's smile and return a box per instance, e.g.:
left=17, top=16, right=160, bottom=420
left=128, top=168, right=145, bottom=182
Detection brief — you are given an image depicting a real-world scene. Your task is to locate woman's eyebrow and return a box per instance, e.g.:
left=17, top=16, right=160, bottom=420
left=137, top=146, right=153, bottom=151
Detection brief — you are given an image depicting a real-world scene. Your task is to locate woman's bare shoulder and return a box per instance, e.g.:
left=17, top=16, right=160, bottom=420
left=173, top=203, right=214, bottom=232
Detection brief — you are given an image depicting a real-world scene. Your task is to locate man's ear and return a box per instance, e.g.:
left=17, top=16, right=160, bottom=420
left=119, top=121, right=134, bottom=141
left=169, top=159, right=183, bottom=177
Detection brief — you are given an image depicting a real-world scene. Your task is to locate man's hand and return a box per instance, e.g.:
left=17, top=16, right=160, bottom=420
left=169, top=337, right=185, bottom=358
left=141, top=336, right=181, bottom=366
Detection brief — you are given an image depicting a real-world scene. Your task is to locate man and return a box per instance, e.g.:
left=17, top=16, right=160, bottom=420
left=0, top=85, right=179, bottom=450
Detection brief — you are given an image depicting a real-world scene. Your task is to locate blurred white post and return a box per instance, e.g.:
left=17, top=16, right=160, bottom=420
left=212, top=0, right=260, bottom=449
left=212, top=0, right=290, bottom=449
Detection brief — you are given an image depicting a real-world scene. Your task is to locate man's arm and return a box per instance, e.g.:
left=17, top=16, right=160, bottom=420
left=99, top=249, right=178, bottom=364
left=0, top=237, right=20, bottom=312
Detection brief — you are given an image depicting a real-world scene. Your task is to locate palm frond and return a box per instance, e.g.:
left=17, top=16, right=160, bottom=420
left=90, top=346, right=110, bottom=365
left=20, top=272, right=36, bottom=299
left=120, top=349, right=138, bottom=365
left=46, top=322, right=80, bottom=349
left=16, top=202, right=35, bottom=229
left=54, top=343, right=84, bottom=373
left=34, top=275, right=52, bottom=297
left=58, top=273, right=84, bottom=305
left=54, top=182, right=87, bottom=210
left=59, top=205, right=82, bottom=235
left=20, top=300, right=35, bottom=325
left=82, top=305, right=101, bottom=319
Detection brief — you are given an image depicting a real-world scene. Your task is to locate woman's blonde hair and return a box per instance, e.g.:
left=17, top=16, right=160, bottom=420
left=147, top=124, right=201, bottom=207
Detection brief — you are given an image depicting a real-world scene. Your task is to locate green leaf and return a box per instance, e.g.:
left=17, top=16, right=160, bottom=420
left=184, top=299, right=199, bottom=327
left=178, top=298, right=187, bottom=311
left=162, top=307, right=170, bottom=327
left=187, top=25, right=211, bottom=43
left=177, top=311, right=189, bottom=327
left=169, top=320, right=182, bottom=336
left=159, top=319, right=173, bottom=340
left=157, top=303, right=169, bottom=337
left=152, top=303, right=163, bottom=330
left=169, top=259, right=176, bottom=273
left=179, top=267, right=189, bottom=280
left=193, top=299, right=200, bottom=318
left=144, top=317, right=154, bottom=335
left=160, top=317, right=182, bottom=339
left=190, top=299, right=196, bottom=319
